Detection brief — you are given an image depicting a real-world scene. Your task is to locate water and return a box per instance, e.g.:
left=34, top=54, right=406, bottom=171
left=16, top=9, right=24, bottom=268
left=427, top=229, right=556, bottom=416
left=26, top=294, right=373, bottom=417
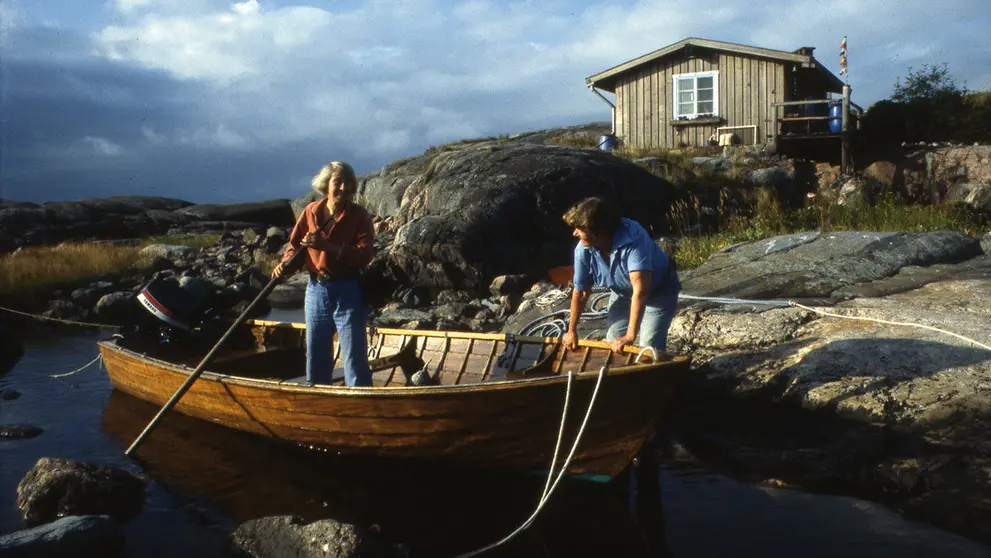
left=1, top=329, right=989, bottom=557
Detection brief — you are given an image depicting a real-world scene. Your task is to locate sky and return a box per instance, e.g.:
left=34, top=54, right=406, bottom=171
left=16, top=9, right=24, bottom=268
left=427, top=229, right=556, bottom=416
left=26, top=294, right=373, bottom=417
left=1, top=0, right=988, bottom=205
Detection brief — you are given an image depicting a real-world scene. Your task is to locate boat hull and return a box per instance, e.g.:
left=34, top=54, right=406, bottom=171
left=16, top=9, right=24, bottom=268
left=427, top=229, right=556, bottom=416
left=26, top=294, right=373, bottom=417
left=100, top=327, right=688, bottom=478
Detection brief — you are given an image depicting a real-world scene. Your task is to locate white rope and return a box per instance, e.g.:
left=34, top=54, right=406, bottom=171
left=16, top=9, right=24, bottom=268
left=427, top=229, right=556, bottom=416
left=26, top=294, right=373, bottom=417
left=677, top=293, right=791, bottom=307
left=50, top=354, right=103, bottom=378
left=677, top=293, right=990, bottom=353
left=0, top=304, right=118, bottom=329
left=523, top=290, right=989, bottom=353
left=788, top=301, right=991, bottom=352
left=455, top=366, right=606, bottom=557
left=541, top=371, right=572, bottom=501
left=534, top=289, right=570, bottom=308
left=635, top=346, right=657, bottom=363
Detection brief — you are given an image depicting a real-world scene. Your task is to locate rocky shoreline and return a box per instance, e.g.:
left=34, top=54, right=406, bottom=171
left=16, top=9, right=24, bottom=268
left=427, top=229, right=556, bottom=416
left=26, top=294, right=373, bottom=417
left=3, top=227, right=989, bottom=555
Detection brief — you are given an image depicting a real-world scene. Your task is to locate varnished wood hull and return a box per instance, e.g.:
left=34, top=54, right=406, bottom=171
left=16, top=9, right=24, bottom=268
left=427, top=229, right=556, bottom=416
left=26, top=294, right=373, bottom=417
left=100, top=323, right=690, bottom=478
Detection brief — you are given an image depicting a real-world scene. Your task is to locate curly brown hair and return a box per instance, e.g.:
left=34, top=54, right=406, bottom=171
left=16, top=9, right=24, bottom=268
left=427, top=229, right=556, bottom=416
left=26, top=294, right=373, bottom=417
left=562, top=196, right=620, bottom=237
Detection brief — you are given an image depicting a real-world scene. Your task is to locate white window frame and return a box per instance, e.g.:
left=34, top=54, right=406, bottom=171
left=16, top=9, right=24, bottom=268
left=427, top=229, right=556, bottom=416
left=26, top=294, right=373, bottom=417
left=672, top=70, right=719, bottom=120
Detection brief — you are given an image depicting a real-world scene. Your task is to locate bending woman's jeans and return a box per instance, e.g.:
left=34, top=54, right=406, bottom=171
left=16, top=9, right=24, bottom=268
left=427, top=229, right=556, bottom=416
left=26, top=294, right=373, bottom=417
left=304, top=277, right=371, bottom=386
left=605, top=290, right=680, bottom=351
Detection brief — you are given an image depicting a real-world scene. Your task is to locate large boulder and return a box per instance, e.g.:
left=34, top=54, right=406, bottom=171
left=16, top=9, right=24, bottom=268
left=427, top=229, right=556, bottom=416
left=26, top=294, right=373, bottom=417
left=359, top=143, right=676, bottom=292
left=678, top=230, right=982, bottom=300
left=661, top=231, right=991, bottom=543
left=230, top=515, right=406, bottom=558
left=16, top=458, right=147, bottom=526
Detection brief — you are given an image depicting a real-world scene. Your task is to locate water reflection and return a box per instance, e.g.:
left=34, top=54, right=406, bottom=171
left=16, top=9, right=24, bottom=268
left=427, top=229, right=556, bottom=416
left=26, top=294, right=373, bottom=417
left=101, top=390, right=667, bottom=557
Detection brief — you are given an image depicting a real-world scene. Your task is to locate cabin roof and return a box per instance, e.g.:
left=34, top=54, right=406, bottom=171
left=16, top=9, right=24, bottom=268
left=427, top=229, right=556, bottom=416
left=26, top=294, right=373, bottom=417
left=586, top=37, right=844, bottom=93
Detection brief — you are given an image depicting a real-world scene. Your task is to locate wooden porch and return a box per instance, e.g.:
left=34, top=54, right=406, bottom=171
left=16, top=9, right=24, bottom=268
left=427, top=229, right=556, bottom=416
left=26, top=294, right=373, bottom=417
left=773, top=85, right=864, bottom=172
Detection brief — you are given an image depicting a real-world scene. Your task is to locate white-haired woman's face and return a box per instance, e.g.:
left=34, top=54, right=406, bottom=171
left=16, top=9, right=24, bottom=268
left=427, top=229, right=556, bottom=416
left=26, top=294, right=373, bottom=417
left=327, top=173, right=353, bottom=206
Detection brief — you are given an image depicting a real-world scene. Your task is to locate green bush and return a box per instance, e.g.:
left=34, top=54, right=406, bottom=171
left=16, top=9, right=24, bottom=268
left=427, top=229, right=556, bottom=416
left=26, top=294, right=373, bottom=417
left=861, top=63, right=989, bottom=147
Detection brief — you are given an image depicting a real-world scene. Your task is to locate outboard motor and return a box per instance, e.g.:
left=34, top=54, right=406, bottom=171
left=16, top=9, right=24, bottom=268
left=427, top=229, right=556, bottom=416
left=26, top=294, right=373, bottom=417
left=135, top=277, right=217, bottom=346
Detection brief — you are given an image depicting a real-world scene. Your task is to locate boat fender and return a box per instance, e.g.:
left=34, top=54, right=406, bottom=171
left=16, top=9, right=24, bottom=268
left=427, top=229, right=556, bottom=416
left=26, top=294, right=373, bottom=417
left=409, top=359, right=438, bottom=386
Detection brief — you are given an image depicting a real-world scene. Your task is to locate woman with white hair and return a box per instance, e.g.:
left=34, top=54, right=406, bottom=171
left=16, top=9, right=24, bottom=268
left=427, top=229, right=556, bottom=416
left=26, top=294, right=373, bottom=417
left=272, top=161, right=375, bottom=386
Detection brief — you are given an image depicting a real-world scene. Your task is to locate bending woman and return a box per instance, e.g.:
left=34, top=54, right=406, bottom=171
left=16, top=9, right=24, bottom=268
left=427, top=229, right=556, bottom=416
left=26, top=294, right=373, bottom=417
left=272, top=161, right=376, bottom=386
left=560, top=196, right=680, bottom=354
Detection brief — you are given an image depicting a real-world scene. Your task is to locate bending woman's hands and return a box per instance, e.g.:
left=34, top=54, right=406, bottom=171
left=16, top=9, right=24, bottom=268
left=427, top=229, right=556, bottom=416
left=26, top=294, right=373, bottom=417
left=610, top=333, right=636, bottom=355
left=562, top=329, right=579, bottom=351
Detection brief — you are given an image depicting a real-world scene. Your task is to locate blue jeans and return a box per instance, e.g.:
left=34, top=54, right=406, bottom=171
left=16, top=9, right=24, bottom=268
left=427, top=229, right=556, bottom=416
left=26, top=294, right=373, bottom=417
left=305, top=277, right=371, bottom=386
left=605, top=290, right=679, bottom=351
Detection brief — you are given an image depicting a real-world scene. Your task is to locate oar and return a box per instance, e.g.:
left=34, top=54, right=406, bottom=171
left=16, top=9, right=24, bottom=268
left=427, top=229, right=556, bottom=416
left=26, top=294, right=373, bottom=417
left=125, top=214, right=334, bottom=456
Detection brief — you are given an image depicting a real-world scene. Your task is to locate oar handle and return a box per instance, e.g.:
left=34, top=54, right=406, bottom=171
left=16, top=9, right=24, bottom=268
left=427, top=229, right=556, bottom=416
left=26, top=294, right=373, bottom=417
left=124, top=249, right=303, bottom=456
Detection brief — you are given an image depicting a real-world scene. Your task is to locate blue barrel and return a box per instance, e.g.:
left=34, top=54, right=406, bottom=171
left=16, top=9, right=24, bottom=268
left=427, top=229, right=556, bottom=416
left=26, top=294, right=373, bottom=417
left=829, top=103, right=844, bottom=133
left=599, top=134, right=617, bottom=151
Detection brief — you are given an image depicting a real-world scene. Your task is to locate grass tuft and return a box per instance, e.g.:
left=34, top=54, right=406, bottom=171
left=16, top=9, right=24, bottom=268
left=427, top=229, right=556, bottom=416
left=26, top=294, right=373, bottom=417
left=0, top=233, right=222, bottom=298
left=546, top=133, right=600, bottom=148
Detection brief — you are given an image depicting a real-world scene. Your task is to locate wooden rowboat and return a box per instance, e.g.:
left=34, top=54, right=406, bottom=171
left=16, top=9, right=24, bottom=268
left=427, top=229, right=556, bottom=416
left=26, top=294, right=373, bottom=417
left=99, top=319, right=690, bottom=479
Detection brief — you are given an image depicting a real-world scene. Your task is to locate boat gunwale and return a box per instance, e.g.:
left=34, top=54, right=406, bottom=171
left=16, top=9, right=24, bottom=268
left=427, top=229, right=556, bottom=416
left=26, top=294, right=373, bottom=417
left=98, top=327, right=690, bottom=398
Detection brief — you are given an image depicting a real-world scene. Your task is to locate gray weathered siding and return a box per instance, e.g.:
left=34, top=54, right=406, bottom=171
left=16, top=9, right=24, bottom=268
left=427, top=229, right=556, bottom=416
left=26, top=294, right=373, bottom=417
left=614, top=52, right=787, bottom=149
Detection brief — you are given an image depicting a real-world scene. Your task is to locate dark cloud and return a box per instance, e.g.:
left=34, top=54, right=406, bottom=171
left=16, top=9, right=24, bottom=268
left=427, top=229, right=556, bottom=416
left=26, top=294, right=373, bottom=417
left=0, top=25, right=375, bottom=204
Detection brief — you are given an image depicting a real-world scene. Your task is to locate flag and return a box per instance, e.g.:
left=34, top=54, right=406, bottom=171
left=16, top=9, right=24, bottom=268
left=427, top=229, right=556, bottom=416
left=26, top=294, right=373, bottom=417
left=839, top=36, right=848, bottom=76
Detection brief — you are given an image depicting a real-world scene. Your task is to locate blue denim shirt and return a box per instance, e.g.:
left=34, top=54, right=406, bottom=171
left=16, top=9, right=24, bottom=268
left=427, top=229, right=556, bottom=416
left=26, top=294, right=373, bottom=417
left=573, top=218, right=680, bottom=298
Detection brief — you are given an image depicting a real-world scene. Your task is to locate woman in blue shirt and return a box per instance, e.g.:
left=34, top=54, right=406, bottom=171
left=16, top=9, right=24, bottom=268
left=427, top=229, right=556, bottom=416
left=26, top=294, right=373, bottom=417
left=561, top=196, right=680, bottom=355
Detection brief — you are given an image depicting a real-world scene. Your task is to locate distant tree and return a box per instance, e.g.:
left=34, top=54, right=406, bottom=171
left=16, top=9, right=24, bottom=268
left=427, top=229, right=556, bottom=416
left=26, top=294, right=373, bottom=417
left=959, top=91, right=991, bottom=144
left=891, top=63, right=963, bottom=103
left=861, top=63, right=974, bottom=147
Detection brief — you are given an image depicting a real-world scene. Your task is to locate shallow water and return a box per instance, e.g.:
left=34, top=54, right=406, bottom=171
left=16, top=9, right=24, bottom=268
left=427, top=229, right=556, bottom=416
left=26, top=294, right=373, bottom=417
left=1, top=328, right=989, bottom=557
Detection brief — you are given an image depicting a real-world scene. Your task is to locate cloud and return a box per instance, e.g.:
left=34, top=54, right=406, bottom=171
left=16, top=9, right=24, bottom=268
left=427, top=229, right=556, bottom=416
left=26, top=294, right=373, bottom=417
left=3, top=0, right=989, bottom=206
left=115, top=0, right=154, bottom=13
left=0, top=1, right=23, bottom=40
left=142, top=125, right=167, bottom=145
left=96, top=1, right=334, bottom=83
left=81, top=136, right=125, bottom=156
left=178, top=124, right=250, bottom=149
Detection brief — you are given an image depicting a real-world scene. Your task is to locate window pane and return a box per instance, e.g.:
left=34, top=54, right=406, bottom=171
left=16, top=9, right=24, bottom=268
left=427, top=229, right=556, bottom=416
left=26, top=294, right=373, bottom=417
left=697, top=76, right=713, bottom=88
left=677, top=78, right=694, bottom=92
left=678, top=91, right=694, bottom=103
left=679, top=102, right=694, bottom=115
left=698, top=89, right=713, bottom=102
left=698, top=101, right=714, bottom=114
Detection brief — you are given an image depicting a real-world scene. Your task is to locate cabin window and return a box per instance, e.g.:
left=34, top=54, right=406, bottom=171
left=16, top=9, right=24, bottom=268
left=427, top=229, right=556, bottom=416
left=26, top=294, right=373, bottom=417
left=672, top=71, right=719, bottom=120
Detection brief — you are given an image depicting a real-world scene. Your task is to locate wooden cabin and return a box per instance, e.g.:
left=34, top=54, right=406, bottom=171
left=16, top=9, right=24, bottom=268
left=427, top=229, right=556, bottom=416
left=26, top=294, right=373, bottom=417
left=586, top=37, right=859, bottom=156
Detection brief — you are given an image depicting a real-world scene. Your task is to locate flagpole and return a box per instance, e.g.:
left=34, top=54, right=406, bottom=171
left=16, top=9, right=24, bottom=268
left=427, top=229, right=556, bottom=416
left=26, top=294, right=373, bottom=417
left=839, top=36, right=850, bottom=174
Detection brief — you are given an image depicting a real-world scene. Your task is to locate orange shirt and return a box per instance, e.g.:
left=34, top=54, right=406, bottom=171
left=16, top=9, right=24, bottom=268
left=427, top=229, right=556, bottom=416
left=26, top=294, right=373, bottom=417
left=279, top=198, right=375, bottom=278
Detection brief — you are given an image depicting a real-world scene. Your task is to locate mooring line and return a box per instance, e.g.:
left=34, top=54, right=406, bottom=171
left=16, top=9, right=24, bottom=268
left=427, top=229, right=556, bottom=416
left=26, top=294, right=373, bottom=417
left=520, top=288, right=991, bottom=353
left=788, top=300, right=991, bottom=352
left=0, top=304, right=118, bottom=329
left=455, top=366, right=606, bottom=557
left=49, top=354, right=104, bottom=378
